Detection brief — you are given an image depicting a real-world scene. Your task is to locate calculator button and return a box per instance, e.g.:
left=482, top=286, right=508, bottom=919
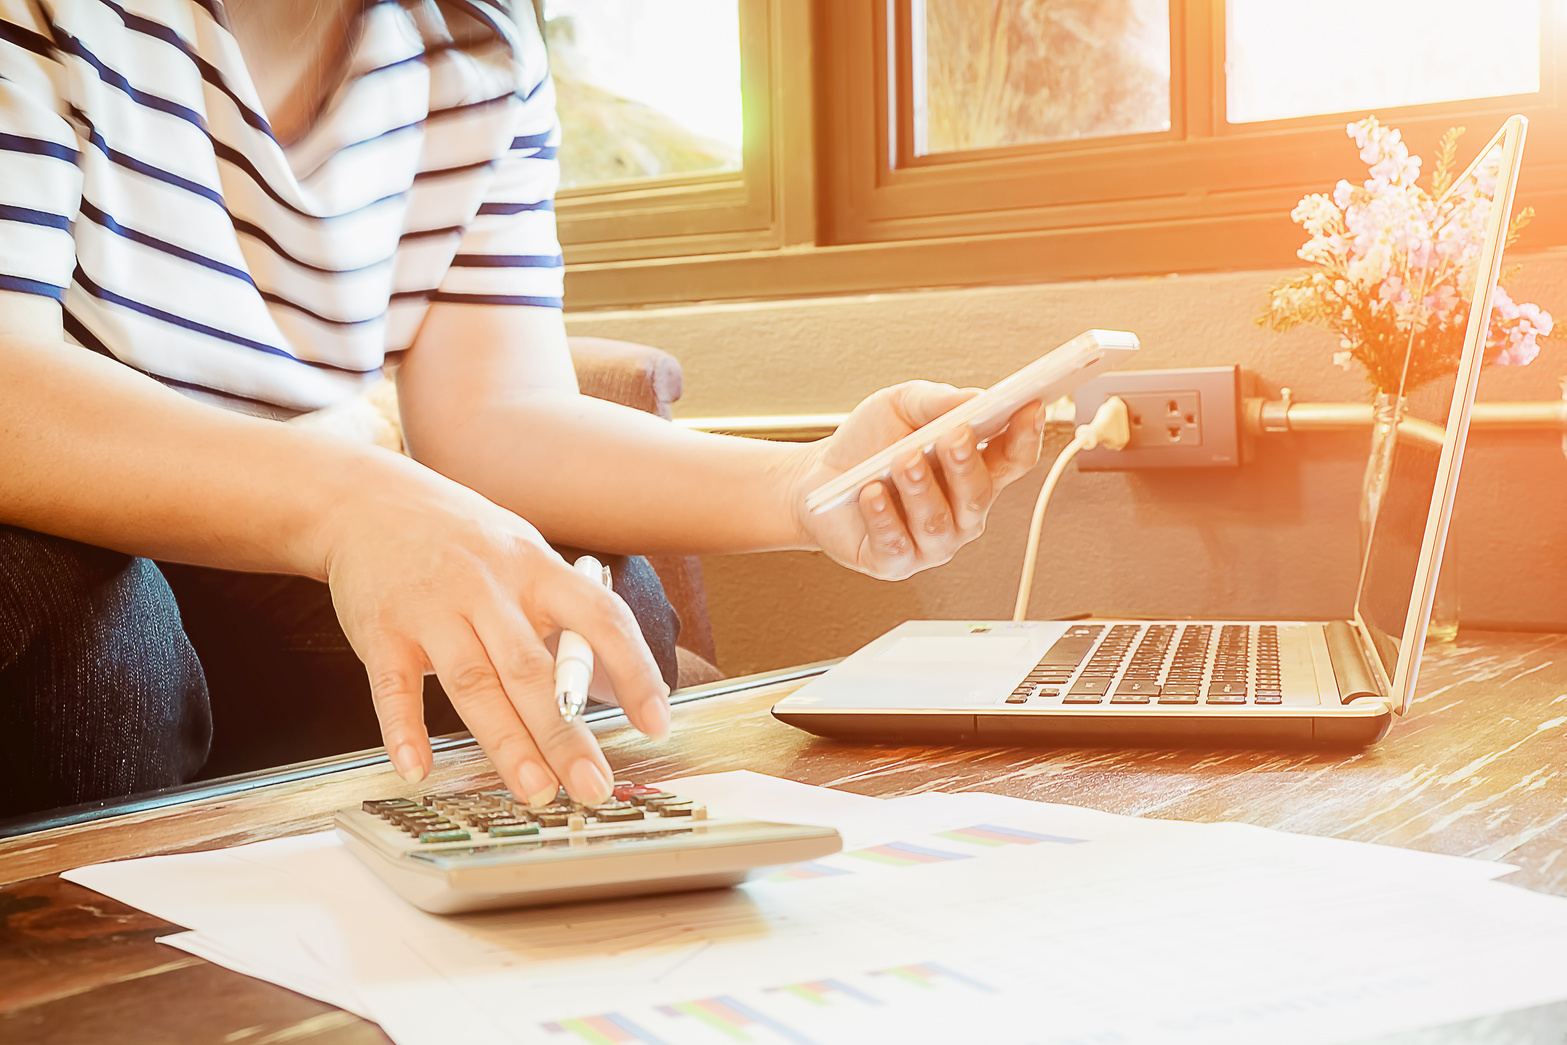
left=537, top=812, right=572, bottom=828
left=488, top=824, right=540, bottom=837
left=418, top=829, right=471, bottom=844
left=655, top=803, right=695, bottom=817
left=628, top=790, right=673, bottom=807
left=595, top=807, right=646, bottom=823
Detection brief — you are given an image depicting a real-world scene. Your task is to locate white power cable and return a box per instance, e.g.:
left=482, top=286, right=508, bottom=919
left=1012, top=396, right=1131, bottom=622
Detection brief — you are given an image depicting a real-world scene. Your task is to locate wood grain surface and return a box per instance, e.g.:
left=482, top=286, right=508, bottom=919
left=4, top=629, right=1567, bottom=1043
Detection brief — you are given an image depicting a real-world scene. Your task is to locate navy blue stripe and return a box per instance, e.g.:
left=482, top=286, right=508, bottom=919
left=259, top=291, right=385, bottom=328
left=427, top=94, right=513, bottom=122
left=449, top=253, right=562, bottom=268
left=431, top=292, right=562, bottom=308
left=71, top=266, right=381, bottom=375
left=414, top=158, right=495, bottom=181
left=400, top=224, right=464, bottom=241
left=65, top=307, right=320, bottom=416
left=80, top=201, right=384, bottom=327
left=522, top=73, right=549, bottom=103
left=78, top=199, right=252, bottom=283
left=0, top=132, right=81, bottom=164
left=61, top=308, right=117, bottom=358
left=509, top=131, right=552, bottom=151
left=356, top=51, right=428, bottom=79
left=52, top=29, right=209, bottom=134
left=211, top=137, right=410, bottom=218
left=477, top=200, right=552, bottom=215
left=231, top=219, right=391, bottom=276
left=0, top=18, right=54, bottom=58
left=531, top=145, right=558, bottom=160
left=101, top=0, right=277, bottom=141
left=294, top=117, right=424, bottom=182
left=59, top=26, right=406, bottom=222
left=0, top=274, right=65, bottom=301
left=77, top=121, right=224, bottom=204
left=390, top=289, right=432, bottom=302
left=0, top=204, right=71, bottom=230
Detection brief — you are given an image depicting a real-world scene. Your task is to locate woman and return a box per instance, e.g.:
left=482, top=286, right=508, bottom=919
left=0, top=0, right=1045, bottom=816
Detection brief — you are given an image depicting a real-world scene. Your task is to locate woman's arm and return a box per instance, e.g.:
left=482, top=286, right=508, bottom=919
left=0, top=292, right=669, bottom=806
left=397, top=302, right=1046, bottom=579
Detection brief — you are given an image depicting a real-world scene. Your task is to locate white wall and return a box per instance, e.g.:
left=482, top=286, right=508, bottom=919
left=567, top=252, right=1567, bottom=675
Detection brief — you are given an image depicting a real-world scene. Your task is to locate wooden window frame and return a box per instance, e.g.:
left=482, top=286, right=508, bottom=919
left=551, top=0, right=815, bottom=264
left=563, top=0, right=1567, bottom=310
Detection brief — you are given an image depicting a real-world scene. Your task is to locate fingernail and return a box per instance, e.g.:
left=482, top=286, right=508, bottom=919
left=950, top=437, right=972, bottom=463
left=644, top=695, right=672, bottom=741
left=392, top=744, right=426, bottom=783
left=519, top=762, right=558, bottom=808
left=570, top=760, right=613, bottom=805
left=906, top=455, right=925, bottom=482
left=869, top=494, right=886, bottom=513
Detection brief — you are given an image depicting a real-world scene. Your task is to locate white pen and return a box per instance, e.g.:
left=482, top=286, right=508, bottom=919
left=556, top=555, right=612, bottom=722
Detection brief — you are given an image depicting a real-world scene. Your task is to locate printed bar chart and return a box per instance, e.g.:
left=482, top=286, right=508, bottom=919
left=937, top=823, right=1087, bottom=847
left=544, top=1012, right=671, bottom=1044
left=660, top=996, right=816, bottom=1044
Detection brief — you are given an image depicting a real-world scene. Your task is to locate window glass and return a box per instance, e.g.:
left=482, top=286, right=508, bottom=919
left=1226, top=0, right=1540, bottom=125
left=911, top=0, right=1171, bottom=156
left=542, top=0, right=743, bottom=188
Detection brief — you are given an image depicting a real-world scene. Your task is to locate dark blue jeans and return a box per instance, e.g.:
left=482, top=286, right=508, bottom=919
left=0, top=525, right=680, bottom=819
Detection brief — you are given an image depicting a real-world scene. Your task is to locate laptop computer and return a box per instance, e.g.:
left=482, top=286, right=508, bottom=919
left=774, top=115, right=1528, bottom=749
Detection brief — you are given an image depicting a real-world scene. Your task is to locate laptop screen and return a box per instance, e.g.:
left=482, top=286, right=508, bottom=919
left=1356, top=374, right=1458, bottom=677
left=1354, top=123, right=1522, bottom=686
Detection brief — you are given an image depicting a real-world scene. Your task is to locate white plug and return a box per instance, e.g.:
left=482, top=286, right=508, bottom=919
left=1011, top=394, right=1131, bottom=622
left=1074, top=395, right=1130, bottom=452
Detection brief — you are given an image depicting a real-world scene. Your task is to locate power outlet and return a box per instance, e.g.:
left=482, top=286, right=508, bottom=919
left=1075, top=365, right=1240, bottom=469
left=1122, top=391, right=1202, bottom=449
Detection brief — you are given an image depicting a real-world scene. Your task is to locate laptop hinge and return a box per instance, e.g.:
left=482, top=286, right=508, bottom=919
left=1325, top=620, right=1381, bottom=705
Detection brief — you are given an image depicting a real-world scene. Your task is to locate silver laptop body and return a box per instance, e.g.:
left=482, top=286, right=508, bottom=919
left=775, top=116, right=1528, bottom=749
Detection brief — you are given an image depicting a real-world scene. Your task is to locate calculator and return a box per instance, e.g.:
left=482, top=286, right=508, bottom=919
left=335, top=781, right=843, bottom=914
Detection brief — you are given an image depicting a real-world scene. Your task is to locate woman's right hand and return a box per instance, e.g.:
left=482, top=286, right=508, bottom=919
left=318, top=454, right=670, bottom=806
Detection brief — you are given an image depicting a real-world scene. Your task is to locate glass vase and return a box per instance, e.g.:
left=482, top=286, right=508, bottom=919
left=1358, top=392, right=1459, bottom=644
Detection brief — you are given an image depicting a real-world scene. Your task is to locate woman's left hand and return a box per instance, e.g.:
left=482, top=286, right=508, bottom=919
left=791, top=381, right=1046, bottom=581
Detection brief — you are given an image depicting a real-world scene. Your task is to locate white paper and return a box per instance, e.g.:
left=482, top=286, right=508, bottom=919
left=64, top=773, right=1565, bottom=1045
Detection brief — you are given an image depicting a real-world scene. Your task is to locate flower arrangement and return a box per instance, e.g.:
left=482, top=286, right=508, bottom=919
left=1260, top=117, right=1552, bottom=394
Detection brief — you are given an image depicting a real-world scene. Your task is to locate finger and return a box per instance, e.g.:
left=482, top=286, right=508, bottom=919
left=884, top=380, right=978, bottom=430
left=857, top=479, right=916, bottom=578
left=936, top=424, right=992, bottom=538
left=981, top=400, right=1047, bottom=488
left=469, top=600, right=618, bottom=806
left=423, top=620, right=562, bottom=807
left=888, top=448, right=955, bottom=558
left=529, top=563, right=671, bottom=743
left=361, top=634, right=434, bottom=784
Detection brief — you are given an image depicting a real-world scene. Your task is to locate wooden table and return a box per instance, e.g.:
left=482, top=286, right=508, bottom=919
left=5, top=630, right=1567, bottom=1043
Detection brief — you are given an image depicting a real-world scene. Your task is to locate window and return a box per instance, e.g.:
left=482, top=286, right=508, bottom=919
left=542, top=0, right=815, bottom=266
left=559, top=0, right=1567, bottom=309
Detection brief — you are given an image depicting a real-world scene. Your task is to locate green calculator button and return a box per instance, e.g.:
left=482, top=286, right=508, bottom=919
left=418, top=829, right=472, bottom=844
left=488, top=824, right=540, bottom=837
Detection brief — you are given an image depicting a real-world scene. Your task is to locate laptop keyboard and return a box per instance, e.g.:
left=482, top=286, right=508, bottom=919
left=1007, top=623, right=1285, bottom=707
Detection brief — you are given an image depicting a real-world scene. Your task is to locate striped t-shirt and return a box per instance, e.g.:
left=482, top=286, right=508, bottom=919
left=0, top=0, right=562, bottom=418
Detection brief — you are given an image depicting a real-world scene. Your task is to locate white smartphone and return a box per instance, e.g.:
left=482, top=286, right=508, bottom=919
left=804, top=329, right=1140, bottom=514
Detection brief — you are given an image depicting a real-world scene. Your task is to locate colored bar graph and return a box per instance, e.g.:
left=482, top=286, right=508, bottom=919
left=764, top=861, right=853, bottom=882
left=659, top=996, right=817, bottom=1044
left=872, top=962, right=998, bottom=993
left=936, top=823, right=1087, bottom=847
left=543, top=1012, right=670, bottom=1044
left=843, top=841, right=971, bottom=867
left=769, top=978, right=881, bottom=1007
